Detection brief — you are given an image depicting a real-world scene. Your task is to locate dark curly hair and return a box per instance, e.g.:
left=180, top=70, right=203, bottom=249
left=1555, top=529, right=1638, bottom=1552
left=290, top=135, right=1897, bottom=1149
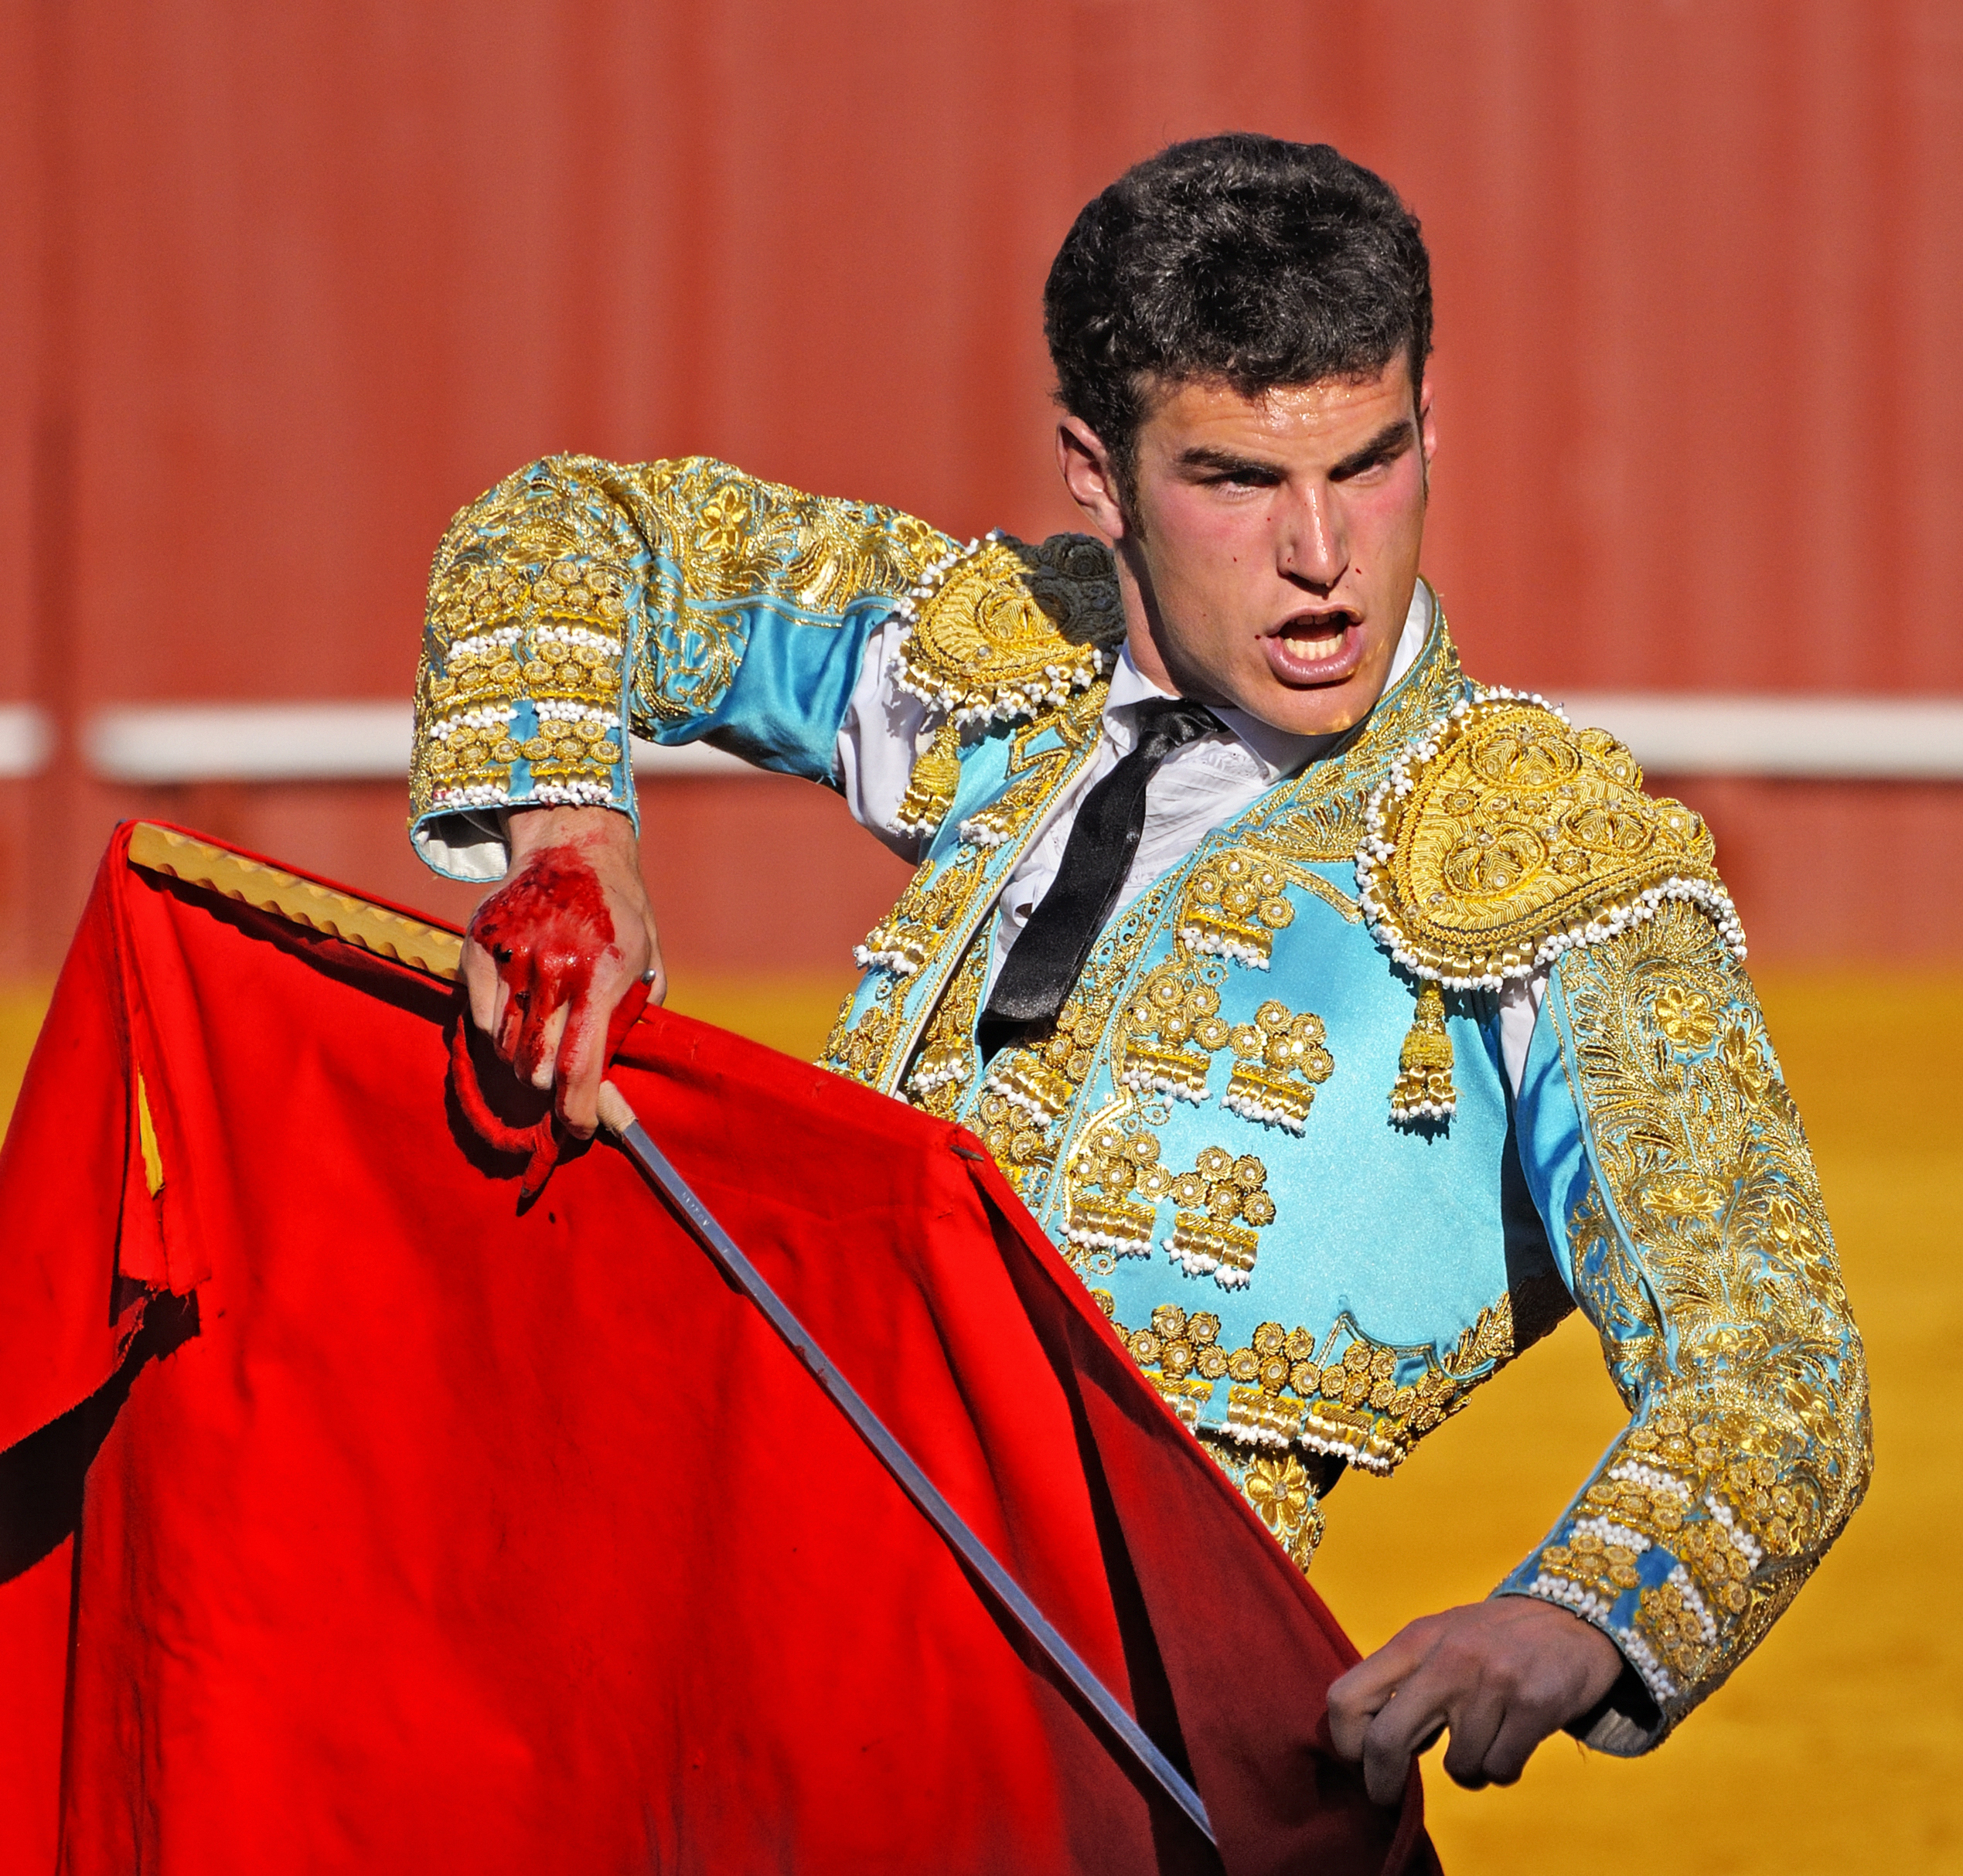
left=1044, top=134, right=1431, bottom=500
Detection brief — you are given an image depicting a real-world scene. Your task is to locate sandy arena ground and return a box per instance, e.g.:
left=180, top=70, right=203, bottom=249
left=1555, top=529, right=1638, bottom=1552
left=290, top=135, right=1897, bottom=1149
left=3, top=965, right=1955, bottom=1872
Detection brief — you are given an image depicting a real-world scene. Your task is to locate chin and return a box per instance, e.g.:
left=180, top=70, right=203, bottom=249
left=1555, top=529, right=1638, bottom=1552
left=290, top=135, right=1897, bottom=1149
left=1246, top=672, right=1375, bottom=738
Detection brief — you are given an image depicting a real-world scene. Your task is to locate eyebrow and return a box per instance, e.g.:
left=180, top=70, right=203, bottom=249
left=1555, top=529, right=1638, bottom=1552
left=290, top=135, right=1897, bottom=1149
left=1174, top=417, right=1416, bottom=483
left=1329, top=417, right=1418, bottom=478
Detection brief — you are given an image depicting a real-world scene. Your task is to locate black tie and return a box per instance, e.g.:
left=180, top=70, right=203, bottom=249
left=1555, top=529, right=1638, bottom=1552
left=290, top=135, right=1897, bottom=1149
left=977, top=697, right=1222, bottom=1060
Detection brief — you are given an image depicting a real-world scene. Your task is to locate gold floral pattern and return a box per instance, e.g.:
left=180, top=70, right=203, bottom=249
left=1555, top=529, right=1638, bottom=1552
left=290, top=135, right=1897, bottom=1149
left=1062, top=1115, right=1287, bottom=1290
left=899, top=925, right=991, bottom=1116
left=637, top=457, right=950, bottom=723
left=1159, top=1146, right=1277, bottom=1287
left=1222, top=1003, right=1334, bottom=1133
left=411, top=454, right=951, bottom=829
left=854, top=849, right=990, bottom=982
left=883, top=534, right=1123, bottom=839
left=1225, top=1448, right=1329, bottom=1571
left=1116, top=960, right=1232, bottom=1103
left=1100, top=1294, right=1529, bottom=1478
left=823, top=989, right=898, bottom=1088
left=892, top=533, right=1125, bottom=725
left=1505, top=900, right=1870, bottom=1741
left=1357, top=693, right=1743, bottom=992
left=967, top=894, right=1172, bottom=1202
left=1177, top=851, right=1298, bottom=967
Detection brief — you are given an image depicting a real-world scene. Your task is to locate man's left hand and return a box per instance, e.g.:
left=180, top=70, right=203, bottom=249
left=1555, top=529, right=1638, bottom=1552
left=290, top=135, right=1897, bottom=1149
left=1327, top=1598, right=1625, bottom=1803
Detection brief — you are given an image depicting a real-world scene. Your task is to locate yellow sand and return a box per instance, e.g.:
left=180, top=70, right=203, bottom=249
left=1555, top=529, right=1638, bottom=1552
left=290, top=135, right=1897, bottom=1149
left=2, top=967, right=1955, bottom=1868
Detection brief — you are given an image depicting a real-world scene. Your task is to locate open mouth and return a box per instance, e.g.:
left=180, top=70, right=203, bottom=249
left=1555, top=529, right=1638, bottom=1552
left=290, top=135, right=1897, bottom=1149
left=1263, top=608, right=1367, bottom=685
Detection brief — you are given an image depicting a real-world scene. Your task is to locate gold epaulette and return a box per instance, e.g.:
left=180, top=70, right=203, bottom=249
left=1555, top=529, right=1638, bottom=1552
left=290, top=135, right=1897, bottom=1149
left=890, top=530, right=1125, bottom=836
left=1355, top=690, right=1746, bottom=990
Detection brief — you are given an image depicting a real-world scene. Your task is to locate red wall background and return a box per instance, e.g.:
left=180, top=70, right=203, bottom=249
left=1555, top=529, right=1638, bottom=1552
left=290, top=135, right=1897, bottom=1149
left=5, top=0, right=1960, bottom=979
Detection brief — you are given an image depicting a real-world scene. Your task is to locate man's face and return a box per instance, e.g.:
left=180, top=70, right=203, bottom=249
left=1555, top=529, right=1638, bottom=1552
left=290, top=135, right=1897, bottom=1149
left=1057, top=356, right=1435, bottom=737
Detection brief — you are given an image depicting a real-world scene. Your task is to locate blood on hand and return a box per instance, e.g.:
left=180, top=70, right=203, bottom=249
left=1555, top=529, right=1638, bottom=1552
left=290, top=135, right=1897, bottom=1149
left=467, top=843, right=621, bottom=1087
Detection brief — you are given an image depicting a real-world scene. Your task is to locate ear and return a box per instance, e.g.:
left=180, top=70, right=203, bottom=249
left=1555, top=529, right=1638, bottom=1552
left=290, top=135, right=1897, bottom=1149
left=1055, top=414, right=1129, bottom=542
left=1417, top=373, right=1437, bottom=471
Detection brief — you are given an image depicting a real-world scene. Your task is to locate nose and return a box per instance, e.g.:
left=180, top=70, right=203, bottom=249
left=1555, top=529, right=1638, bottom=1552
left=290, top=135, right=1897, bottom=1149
left=1278, top=482, right=1345, bottom=591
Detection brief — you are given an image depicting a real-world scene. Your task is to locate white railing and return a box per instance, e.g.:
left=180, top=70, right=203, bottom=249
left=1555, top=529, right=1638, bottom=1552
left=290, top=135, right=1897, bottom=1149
left=0, top=696, right=1951, bottom=784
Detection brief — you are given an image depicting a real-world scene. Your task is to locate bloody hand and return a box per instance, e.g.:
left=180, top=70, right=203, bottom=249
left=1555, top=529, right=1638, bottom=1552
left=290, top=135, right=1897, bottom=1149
left=462, top=805, right=663, bottom=1136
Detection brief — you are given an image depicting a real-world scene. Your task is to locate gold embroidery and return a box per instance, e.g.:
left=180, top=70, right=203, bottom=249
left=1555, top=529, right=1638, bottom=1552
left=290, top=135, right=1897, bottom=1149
left=1103, top=1295, right=1524, bottom=1476
left=1513, top=901, right=1870, bottom=1727
left=1211, top=1443, right=1329, bottom=1571
left=893, top=533, right=1123, bottom=723
left=412, top=455, right=949, bottom=825
left=957, top=686, right=1107, bottom=851
left=1118, top=960, right=1231, bottom=1103
left=974, top=981, right=1122, bottom=1197
left=902, top=925, right=990, bottom=1115
left=1389, top=982, right=1457, bottom=1123
left=1160, top=1146, right=1276, bottom=1288
left=956, top=880, right=1179, bottom=1207
left=1061, top=1088, right=1290, bottom=1288
left=1221, top=1002, right=1334, bottom=1133
left=1356, top=692, right=1745, bottom=991
left=1242, top=1452, right=1324, bottom=1568
left=1297, top=1301, right=1524, bottom=1473
left=1525, top=1391, right=1845, bottom=1708
left=1177, top=852, right=1297, bottom=967
left=1112, top=962, right=1333, bottom=1137
left=1063, top=1122, right=1168, bottom=1258
left=855, top=850, right=988, bottom=979
left=867, top=608, right=1466, bottom=1223
left=895, top=719, right=964, bottom=836
left=886, top=532, right=1123, bottom=837
left=823, top=992, right=897, bottom=1088
left=1088, top=1293, right=1336, bottom=1573
left=637, top=458, right=950, bottom=724
left=415, top=533, right=628, bottom=818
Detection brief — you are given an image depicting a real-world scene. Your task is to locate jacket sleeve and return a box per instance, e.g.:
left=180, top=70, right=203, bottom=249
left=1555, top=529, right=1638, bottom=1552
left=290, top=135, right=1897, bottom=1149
left=409, top=453, right=954, bottom=880
left=1502, top=898, right=1870, bottom=1753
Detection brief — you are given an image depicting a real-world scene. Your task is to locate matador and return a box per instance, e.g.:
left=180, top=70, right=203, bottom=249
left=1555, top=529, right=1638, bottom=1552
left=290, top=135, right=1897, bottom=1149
left=408, top=135, right=1868, bottom=1801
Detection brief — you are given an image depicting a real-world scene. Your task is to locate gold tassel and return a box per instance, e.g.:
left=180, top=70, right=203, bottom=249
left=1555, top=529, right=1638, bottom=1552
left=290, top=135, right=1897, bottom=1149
left=1389, top=982, right=1456, bottom=1124
left=895, top=718, right=962, bottom=836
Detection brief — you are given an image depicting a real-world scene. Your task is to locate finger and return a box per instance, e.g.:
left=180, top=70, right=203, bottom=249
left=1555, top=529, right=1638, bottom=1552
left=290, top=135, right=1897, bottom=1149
left=595, top=1080, right=636, bottom=1135
left=506, top=975, right=561, bottom=1081
left=1471, top=1699, right=1566, bottom=1789
left=1438, top=1684, right=1509, bottom=1790
left=492, top=962, right=530, bottom=1063
left=1361, top=1715, right=1443, bottom=1806
left=640, top=925, right=668, bottom=1006
left=554, top=984, right=611, bottom=1139
left=462, top=939, right=500, bottom=1035
left=527, top=1002, right=571, bottom=1090
left=1327, top=1622, right=1446, bottom=1760
left=1360, top=1671, right=1456, bottom=1807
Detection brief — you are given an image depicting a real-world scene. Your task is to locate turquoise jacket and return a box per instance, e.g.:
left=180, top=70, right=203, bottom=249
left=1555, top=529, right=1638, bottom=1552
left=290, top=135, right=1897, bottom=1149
left=411, top=455, right=1869, bottom=1753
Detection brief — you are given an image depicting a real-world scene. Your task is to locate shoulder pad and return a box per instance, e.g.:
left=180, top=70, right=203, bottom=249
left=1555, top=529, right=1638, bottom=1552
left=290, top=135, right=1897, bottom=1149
left=1356, top=691, right=1745, bottom=989
left=892, top=530, right=1124, bottom=725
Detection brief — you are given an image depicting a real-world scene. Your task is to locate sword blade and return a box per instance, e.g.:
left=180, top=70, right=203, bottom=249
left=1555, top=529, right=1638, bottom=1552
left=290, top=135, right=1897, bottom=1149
left=598, top=1088, right=1216, bottom=1847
